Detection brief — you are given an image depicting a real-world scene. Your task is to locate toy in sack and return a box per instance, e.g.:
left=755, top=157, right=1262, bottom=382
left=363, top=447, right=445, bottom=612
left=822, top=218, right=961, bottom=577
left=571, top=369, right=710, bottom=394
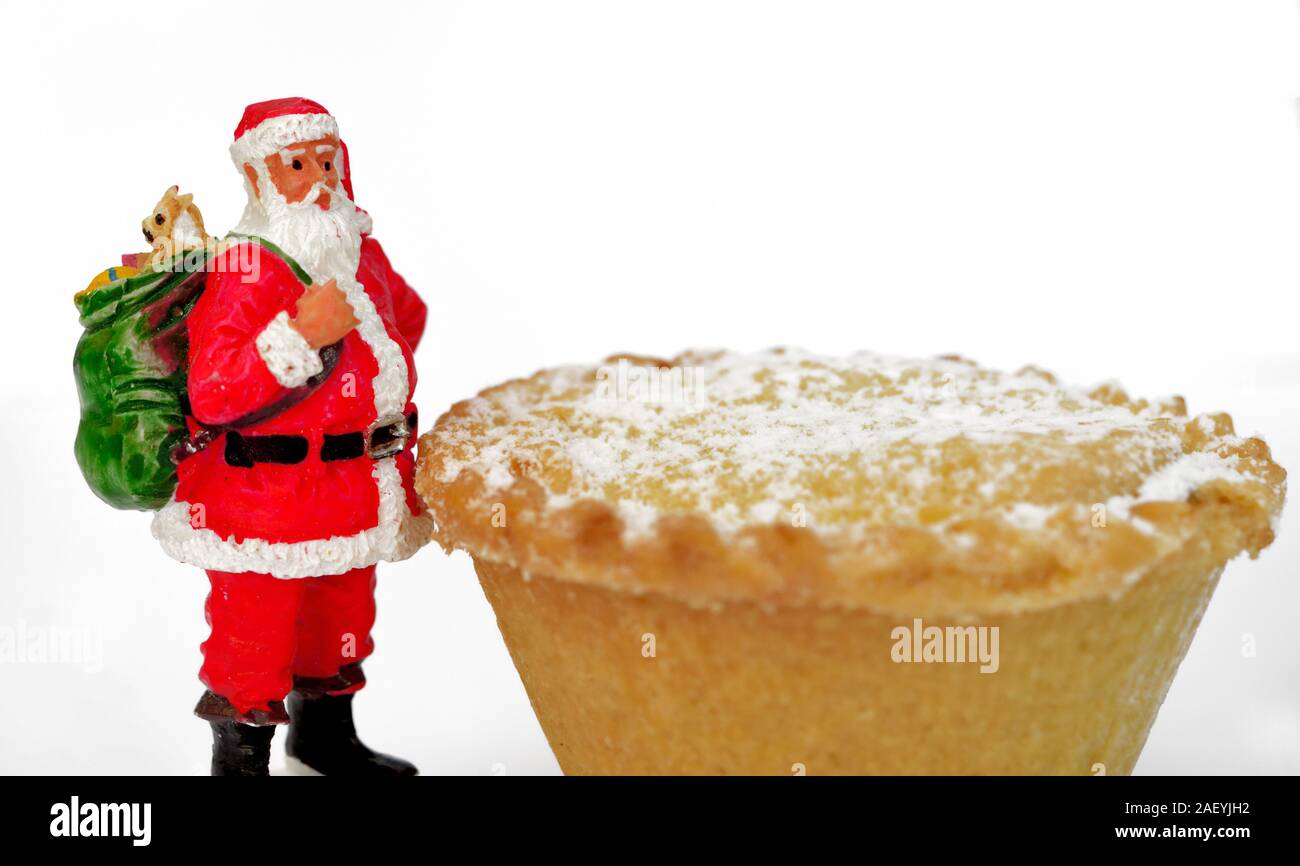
left=72, top=188, right=211, bottom=510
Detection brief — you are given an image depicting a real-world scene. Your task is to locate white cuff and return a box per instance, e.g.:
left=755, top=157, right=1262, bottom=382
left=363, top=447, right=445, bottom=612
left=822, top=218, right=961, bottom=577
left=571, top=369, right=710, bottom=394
left=255, top=311, right=324, bottom=388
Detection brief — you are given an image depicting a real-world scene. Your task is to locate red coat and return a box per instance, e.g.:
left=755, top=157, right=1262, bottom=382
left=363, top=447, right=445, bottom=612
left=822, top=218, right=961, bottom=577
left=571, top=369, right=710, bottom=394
left=151, top=236, right=431, bottom=578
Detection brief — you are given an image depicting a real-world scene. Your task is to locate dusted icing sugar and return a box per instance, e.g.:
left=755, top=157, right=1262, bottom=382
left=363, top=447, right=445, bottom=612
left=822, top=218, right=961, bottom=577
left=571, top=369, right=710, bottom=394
left=431, top=349, right=1256, bottom=539
left=1106, top=451, right=1242, bottom=522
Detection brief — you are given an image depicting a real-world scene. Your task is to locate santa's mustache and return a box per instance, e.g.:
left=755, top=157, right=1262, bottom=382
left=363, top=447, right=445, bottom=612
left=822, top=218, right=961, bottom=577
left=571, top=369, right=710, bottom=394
left=293, top=180, right=347, bottom=210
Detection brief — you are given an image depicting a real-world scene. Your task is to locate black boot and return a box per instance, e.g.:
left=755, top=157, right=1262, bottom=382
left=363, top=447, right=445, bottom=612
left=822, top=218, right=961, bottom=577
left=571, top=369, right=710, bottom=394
left=286, top=691, right=418, bottom=776
left=196, top=690, right=284, bottom=777
left=209, top=720, right=275, bottom=776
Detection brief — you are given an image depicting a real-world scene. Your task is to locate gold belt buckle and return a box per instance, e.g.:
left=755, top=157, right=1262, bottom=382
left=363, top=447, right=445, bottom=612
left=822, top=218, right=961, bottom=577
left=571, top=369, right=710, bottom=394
left=365, top=413, right=409, bottom=460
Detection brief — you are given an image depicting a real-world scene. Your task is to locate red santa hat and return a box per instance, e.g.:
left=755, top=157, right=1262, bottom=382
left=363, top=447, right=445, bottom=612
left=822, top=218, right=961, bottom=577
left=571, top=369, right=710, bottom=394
left=230, top=97, right=355, bottom=200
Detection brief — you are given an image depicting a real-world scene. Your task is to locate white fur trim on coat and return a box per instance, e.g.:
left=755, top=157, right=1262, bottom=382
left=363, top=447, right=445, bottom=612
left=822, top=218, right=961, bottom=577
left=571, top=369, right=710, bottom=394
left=151, top=459, right=432, bottom=578
left=255, top=311, right=324, bottom=388
left=230, top=112, right=340, bottom=167
left=337, top=274, right=409, bottom=417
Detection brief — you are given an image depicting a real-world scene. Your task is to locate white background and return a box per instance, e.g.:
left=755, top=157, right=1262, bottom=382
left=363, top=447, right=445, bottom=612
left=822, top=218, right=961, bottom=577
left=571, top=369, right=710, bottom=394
left=0, top=0, right=1296, bottom=774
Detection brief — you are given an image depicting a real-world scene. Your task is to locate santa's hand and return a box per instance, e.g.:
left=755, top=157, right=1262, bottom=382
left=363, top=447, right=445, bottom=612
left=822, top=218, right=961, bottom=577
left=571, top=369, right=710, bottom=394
left=290, top=279, right=359, bottom=348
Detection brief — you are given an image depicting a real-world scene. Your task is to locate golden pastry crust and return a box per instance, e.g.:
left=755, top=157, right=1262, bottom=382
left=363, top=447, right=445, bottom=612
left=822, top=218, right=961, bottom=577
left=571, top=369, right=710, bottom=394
left=415, top=349, right=1284, bottom=616
left=474, top=552, right=1223, bottom=774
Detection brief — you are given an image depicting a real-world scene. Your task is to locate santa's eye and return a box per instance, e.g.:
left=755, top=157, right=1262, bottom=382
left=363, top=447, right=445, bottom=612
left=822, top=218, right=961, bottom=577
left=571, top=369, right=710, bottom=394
left=292, top=159, right=303, bottom=170
left=155, top=214, right=165, bottom=225
left=323, top=161, right=332, bottom=171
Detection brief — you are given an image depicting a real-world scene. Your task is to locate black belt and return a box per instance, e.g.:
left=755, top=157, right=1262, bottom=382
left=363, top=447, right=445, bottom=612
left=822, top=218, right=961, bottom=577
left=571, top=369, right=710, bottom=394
left=224, top=411, right=417, bottom=467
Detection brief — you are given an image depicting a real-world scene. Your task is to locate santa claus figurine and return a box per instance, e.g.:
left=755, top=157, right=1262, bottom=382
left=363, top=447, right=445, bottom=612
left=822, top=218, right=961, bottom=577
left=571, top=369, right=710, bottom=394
left=150, top=98, right=431, bottom=775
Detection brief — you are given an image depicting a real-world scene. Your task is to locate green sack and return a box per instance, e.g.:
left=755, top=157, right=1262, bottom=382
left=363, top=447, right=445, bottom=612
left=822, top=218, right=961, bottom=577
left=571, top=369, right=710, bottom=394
left=73, top=255, right=209, bottom=511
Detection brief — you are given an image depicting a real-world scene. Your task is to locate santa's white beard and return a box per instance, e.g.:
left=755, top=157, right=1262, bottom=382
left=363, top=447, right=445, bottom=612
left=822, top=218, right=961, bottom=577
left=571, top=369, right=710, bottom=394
left=233, top=174, right=366, bottom=284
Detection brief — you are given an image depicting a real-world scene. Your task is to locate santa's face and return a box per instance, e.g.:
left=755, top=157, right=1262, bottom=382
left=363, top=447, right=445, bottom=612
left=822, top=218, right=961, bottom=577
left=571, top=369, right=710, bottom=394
left=234, top=134, right=367, bottom=283
left=243, top=135, right=342, bottom=209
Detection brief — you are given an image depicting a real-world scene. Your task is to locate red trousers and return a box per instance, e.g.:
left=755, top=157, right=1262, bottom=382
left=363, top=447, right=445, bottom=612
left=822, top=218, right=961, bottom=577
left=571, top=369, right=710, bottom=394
left=200, top=566, right=377, bottom=717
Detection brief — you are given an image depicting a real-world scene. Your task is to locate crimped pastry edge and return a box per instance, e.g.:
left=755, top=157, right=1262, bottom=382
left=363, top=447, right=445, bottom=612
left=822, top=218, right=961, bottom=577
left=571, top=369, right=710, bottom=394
left=415, top=354, right=1286, bottom=617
